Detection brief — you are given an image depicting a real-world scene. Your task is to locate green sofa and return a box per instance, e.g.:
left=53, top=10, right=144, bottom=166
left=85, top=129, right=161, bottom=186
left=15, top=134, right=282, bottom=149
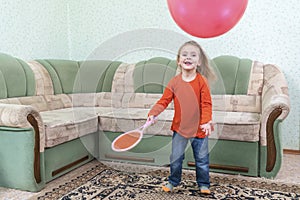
left=98, top=56, right=290, bottom=179
left=0, top=53, right=290, bottom=192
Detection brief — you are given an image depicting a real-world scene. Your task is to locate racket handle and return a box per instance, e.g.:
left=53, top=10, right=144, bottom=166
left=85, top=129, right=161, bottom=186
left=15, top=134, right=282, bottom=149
left=142, top=116, right=157, bottom=130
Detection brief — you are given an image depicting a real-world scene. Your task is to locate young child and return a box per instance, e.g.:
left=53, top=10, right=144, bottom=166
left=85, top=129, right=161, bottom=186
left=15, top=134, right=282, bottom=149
left=147, top=40, right=215, bottom=194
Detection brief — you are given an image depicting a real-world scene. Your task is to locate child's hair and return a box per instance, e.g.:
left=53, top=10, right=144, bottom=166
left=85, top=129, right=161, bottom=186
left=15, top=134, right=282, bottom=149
left=177, top=41, right=216, bottom=82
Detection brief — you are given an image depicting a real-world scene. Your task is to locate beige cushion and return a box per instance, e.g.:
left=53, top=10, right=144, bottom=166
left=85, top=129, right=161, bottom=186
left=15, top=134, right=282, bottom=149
left=0, top=96, right=49, bottom=112
left=212, top=95, right=261, bottom=113
left=120, top=93, right=174, bottom=109
left=68, top=92, right=124, bottom=108
left=43, top=94, right=72, bottom=110
left=98, top=107, right=261, bottom=142
left=40, top=107, right=99, bottom=147
left=27, top=61, right=54, bottom=96
left=211, top=111, right=260, bottom=142
left=99, top=108, right=173, bottom=136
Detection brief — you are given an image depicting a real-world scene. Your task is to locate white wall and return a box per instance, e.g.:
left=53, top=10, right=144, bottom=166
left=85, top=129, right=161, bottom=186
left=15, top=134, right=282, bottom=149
left=0, top=0, right=69, bottom=59
left=0, top=0, right=299, bottom=149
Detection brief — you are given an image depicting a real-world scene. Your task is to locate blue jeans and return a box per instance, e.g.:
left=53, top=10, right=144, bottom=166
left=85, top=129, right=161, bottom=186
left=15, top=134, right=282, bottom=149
left=168, top=132, right=210, bottom=188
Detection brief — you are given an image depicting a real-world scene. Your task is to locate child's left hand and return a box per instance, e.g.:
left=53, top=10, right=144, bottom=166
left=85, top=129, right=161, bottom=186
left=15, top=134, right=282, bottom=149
left=200, top=121, right=214, bottom=136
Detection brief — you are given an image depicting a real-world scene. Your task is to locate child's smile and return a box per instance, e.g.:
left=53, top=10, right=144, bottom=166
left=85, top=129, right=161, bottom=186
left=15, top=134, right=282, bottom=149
left=183, top=60, right=193, bottom=65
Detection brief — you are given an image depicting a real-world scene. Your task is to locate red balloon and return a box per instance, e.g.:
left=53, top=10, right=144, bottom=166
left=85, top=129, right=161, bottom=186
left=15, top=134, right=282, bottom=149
left=167, top=0, right=248, bottom=38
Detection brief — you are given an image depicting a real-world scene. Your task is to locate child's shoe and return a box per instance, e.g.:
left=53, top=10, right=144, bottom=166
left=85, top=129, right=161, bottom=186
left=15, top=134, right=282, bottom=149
left=200, top=186, right=211, bottom=195
left=162, top=182, right=174, bottom=192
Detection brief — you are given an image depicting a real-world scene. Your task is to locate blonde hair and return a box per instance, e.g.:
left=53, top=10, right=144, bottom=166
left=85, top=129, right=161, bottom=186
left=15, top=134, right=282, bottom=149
left=177, top=41, right=216, bottom=82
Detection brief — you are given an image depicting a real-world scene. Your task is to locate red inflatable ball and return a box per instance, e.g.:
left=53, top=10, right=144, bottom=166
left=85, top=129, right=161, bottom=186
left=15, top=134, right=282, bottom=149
left=167, top=0, right=248, bottom=38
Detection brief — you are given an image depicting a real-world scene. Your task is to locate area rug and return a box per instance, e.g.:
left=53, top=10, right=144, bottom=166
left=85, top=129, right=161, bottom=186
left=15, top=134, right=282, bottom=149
left=35, top=162, right=300, bottom=200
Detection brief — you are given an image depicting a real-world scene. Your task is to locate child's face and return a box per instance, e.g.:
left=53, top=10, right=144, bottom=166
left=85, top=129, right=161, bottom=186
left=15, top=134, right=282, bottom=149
left=178, top=44, right=201, bottom=71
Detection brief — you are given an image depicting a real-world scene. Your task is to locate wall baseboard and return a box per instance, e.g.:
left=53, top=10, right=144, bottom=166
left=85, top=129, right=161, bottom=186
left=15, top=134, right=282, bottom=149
left=283, top=149, right=300, bottom=155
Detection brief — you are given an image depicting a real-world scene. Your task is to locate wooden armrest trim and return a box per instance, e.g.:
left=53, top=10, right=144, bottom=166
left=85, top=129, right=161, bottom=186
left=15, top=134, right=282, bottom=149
left=266, top=108, right=282, bottom=172
left=27, top=114, right=41, bottom=183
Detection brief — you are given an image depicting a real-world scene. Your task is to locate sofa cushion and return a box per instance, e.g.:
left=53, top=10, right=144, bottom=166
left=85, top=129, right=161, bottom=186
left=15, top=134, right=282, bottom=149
left=111, top=63, right=135, bottom=93
left=0, top=96, right=49, bottom=112
left=212, top=95, right=261, bottom=113
left=119, top=93, right=260, bottom=113
left=99, top=108, right=260, bottom=142
left=211, top=56, right=252, bottom=95
left=121, top=93, right=174, bottom=110
left=36, top=60, right=80, bottom=94
left=68, top=92, right=123, bottom=108
left=40, top=106, right=115, bottom=147
left=43, top=94, right=72, bottom=110
left=115, top=57, right=263, bottom=112
left=40, top=107, right=99, bottom=147
left=99, top=107, right=174, bottom=136
left=27, top=61, right=54, bottom=96
left=0, top=53, right=35, bottom=98
left=133, top=57, right=178, bottom=93
left=211, top=56, right=264, bottom=96
left=78, top=60, right=122, bottom=93
left=36, top=59, right=122, bottom=95
left=211, top=111, right=260, bottom=142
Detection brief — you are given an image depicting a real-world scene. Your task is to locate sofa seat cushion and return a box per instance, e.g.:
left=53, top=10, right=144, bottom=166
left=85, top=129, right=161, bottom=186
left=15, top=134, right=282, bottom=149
left=40, top=107, right=100, bottom=147
left=211, top=111, right=261, bottom=142
left=99, top=108, right=174, bottom=136
left=99, top=108, right=261, bottom=142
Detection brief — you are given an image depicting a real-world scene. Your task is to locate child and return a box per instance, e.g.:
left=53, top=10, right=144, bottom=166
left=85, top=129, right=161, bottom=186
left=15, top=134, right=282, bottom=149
left=147, top=40, right=215, bottom=194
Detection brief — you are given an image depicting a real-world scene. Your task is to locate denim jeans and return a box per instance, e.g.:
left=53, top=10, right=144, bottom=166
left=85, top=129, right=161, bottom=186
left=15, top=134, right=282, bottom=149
left=168, top=132, right=210, bottom=188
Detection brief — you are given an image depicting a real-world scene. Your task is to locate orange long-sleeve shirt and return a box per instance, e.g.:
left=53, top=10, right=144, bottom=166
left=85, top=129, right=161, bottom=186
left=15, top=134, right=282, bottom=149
left=148, top=73, right=212, bottom=138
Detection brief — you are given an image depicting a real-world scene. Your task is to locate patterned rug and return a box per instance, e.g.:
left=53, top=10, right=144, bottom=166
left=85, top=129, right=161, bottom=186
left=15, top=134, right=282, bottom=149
left=35, top=162, right=300, bottom=200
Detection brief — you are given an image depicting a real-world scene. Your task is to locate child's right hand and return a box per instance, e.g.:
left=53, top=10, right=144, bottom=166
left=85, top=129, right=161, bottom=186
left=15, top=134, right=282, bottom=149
left=147, top=115, right=156, bottom=125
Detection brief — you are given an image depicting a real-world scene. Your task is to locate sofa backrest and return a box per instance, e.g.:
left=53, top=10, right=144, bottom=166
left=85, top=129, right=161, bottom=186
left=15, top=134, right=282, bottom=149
left=78, top=60, right=122, bottom=93
left=0, top=53, right=264, bottom=113
left=36, top=60, right=79, bottom=94
left=210, top=55, right=264, bottom=113
left=36, top=59, right=122, bottom=94
left=117, top=56, right=263, bottom=113
left=0, top=53, right=35, bottom=99
left=131, top=56, right=261, bottom=95
left=211, top=55, right=253, bottom=95
left=133, top=57, right=178, bottom=93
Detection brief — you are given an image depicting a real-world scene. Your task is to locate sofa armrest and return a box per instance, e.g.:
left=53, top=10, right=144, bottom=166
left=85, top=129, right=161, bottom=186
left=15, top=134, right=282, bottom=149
left=0, top=103, right=45, bottom=152
left=260, top=64, right=290, bottom=177
left=0, top=103, right=46, bottom=186
left=261, top=64, right=290, bottom=145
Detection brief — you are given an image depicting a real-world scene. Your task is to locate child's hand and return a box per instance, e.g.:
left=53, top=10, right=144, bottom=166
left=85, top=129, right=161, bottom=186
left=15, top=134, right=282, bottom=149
left=200, top=121, right=214, bottom=136
left=147, top=115, right=156, bottom=125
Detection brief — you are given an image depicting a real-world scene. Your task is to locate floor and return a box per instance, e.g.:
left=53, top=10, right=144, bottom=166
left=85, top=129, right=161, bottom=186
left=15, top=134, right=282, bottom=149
left=0, top=153, right=299, bottom=200
left=274, top=153, right=300, bottom=183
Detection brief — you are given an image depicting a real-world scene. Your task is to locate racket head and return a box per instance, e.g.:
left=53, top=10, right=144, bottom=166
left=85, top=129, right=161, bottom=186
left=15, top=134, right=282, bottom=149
left=111, top=130, right=143, bottom=152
